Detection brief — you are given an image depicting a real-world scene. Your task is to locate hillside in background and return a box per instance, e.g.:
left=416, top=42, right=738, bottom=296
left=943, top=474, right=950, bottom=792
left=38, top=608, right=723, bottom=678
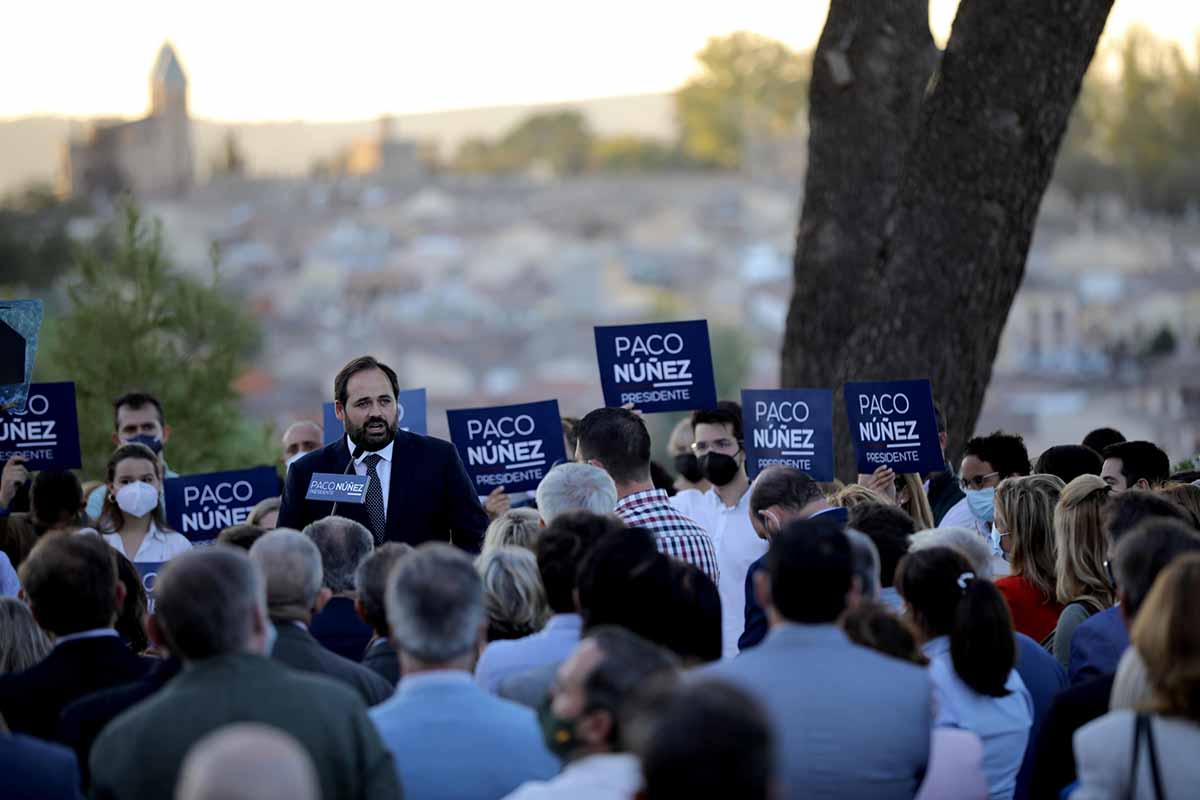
left=0, top=92, right=675, bottom=194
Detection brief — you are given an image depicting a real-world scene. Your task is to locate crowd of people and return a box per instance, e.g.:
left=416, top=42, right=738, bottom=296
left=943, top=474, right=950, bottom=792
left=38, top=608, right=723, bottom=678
left=1, top=353, right=1199, bottom=799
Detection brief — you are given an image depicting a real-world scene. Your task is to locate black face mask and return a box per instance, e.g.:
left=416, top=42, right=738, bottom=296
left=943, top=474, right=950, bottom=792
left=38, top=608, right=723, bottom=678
left=700, top=451, right=742, bottom=486
left=673, top=453, right=704, bottom=483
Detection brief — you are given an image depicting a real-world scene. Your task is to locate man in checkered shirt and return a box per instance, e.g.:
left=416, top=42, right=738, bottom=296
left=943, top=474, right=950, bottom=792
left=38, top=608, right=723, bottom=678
left=573, top=407, right=719, bottom=583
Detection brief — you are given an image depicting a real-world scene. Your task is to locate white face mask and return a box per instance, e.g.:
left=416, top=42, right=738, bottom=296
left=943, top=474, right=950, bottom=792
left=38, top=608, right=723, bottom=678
left=115, top=481, right=159, bottom=518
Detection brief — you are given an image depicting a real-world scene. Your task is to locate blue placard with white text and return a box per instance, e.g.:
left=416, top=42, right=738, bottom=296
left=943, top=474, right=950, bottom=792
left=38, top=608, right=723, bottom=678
left=322, top=388, right=428, bottom=445
left=843, top=379, right=945, bottom=475
left=0, top=381, right=82, bottom=471
left=134, top=562, right=165, bottom=612
left=305, top=473, right=369, bottom=504
left=594, top=320, right=717, bottom=414
left=742, top=389, right=834, bottom=481
left=446, top=399, right=566, bottom=495
left=164, top=466, right=280, bottom=544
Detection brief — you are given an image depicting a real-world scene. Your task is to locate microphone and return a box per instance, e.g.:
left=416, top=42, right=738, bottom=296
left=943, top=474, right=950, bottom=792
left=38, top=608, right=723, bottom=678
left=330, top=443, right=365, bottom=519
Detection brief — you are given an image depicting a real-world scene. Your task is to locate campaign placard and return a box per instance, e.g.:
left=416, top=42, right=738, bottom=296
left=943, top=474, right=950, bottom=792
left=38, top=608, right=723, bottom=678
left=322, top=388, right=428, bottom=445
left=305, top=473, right=369, bottom=504
left=742, top=389, right=834, bottom=481
left=446, top=400, right=567, bottom=495
left=164, top=466, right=280, bottom=543
left=843, top=379, right=945, bottom=474
left=594, top=320, right=717, bottom=414
left=0, top=299, right=43, bottom=413
left=134, top=562, right=164, bottom=613
left=0, top=381, right=82, bottom=471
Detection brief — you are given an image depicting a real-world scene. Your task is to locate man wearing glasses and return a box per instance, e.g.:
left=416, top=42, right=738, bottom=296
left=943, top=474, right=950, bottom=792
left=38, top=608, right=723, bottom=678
left=954, top=432, right=1032, bottom=566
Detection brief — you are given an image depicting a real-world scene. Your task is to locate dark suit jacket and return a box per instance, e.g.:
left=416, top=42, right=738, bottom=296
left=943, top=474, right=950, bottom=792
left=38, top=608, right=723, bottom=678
left=738, top=506, right=849, bottom=652
left=88, top=652, right=400, bottom=800
left=0, top=731, right=83, bottom=800
left=1028, top=672, right=1115, bottom=800
left=57, top=657, right=181, bottom=788
left=362, top=637, right=400, bottom=687
left=311, top=596, right=375, bottom=663
left=0, top=635, right=150, bottom=740
left=271, top=620, right=393, bottom=707
left=277, top=432, right=487, bottom=551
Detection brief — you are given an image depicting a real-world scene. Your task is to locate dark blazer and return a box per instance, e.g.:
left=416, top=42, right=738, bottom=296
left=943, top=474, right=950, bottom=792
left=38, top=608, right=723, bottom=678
left=739, top=506, right=849, bottom=652
left=311, top=596, right=375, bottom=663
left=57, top=657, right=181, bottom=788
left=1029, top=673, right=1116, bottom=799
left=271, top=620, right=393, bottom=707
left=0, top=731, right=83, bottom=800
left=277, top=431, right=487, bottom=551
left=0, top=635, right=151, bottom=740
left=362, top=637, right=400, bottom=687
left=88, top=652, right=400, bottom=800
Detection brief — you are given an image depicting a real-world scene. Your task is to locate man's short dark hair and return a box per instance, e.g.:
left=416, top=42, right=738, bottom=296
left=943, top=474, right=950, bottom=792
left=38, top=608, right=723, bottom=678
left=155, top=547, right=264, bottom=660
left=665, top=560, right=722, bottom=663
left=848, top=503, right=916, bottom=588
left=963, top=431, right=1031, bottom=477
left=112, top=392, right=164, bottom=430
left=1103, top=490, right=1190, bottom=546
left=333, top=356, right=400, bottom=407
left=536, top=510, right=622, bottom=614
left=635, top=680, right=773, bottom=800
left=30, top=470, right=83, bottom=528
left=582, top=626, right=679, bottom=747
left=302, top=516, right=374, bottom=593
left=576, top=408, right=652, bottom=485
left=1112, top=518, right=1200, bottom=618
left=1035, top=445, right=1103, bottom=485
left=18, top=533, right=118, bottom=635
left=1102, top=441, right=1171, bottom=489
left=577, top=527, right=673, bottom=646
left=690, top=401, right=743, bottom=444
left=355, top=542, right=414, bottom=635
left=749, top=467, right=824, bottom=514
left=216, top=524, right=267, bottom=551
left=1082, top=427, right=1125, bottom=454
left=765, top=518, right=852, bottom=624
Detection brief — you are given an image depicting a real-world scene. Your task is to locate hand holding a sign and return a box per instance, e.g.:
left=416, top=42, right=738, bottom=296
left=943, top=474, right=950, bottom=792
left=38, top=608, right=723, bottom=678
left=858, top=466, right=898, bottom=504
left=0, top=456, right=28, bottom=508
left=484, top=486, right=511, bottom=520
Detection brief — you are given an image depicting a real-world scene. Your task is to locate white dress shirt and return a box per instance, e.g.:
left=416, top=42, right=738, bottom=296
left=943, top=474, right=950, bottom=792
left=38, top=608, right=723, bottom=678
left=103, top=521, right=193, bottom=562
left=671, top=487, right=767, bottom=659
left=504, top=753, right=641, bottom=800
left=54, top=628, right=120, bottom=648
left=349, top=435, right=394, bottom=517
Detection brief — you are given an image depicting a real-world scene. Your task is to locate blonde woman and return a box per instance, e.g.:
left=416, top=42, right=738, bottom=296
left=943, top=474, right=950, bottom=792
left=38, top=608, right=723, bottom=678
left=994, top=474, right=1065, bottom=644
left=476, top=546, right=550, bottom=642
left=0, top=597, right=51, bottom=674
left=895, top=473, right=936, bottom=530
left=833, top=483, right=891, bottom=509
left=1050, top=474, right=1116, bottom=667
left=480, top=508, right=542, bottom=557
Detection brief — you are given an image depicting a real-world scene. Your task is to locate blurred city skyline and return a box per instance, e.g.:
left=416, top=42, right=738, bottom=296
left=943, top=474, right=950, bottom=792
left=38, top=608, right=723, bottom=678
left=5, top=0, right=1197, bottom=123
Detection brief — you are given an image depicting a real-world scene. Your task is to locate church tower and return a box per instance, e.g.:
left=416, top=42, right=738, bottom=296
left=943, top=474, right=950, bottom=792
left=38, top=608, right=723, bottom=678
left=149, top=42, right=193, bottom=193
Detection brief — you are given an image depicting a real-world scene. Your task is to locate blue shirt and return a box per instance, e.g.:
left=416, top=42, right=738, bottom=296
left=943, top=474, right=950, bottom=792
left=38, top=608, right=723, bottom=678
left=370, top=670, right=558, bottom=800
left=1068, top=606, right=1128, bottom=685
left=475, top=613, right=581, bottom=693
left=924, top=636, right=1033, bottom=800
left=0, top=551, right=19, bottom=597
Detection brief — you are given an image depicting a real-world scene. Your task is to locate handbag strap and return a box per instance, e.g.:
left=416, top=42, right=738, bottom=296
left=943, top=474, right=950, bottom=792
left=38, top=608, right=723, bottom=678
left=1127, top=713, right=1144, bottom=800
left=1143, top=715, right=1167, bottom=800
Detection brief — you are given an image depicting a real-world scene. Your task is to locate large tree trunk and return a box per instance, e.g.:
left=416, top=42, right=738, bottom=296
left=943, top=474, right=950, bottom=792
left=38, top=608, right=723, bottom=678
left=782, top=0, right=1114, bottom=479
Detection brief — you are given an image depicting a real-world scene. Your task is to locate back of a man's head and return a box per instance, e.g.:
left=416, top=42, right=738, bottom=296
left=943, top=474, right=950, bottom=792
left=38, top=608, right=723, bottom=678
left=749, top=466, right=825, bottom=514
left=577, top=526, right=674, bottom=644
left=634, top=680, right=773, bottom=800
left=302, top=516, right=374, bottom=593
left=575, top=407, right=652, bottom=485
left=19, top=532, right=117, bottom=636
left=155, top=546, right=265, bottom=661
left=908, top=527, right=995, bottom=580
left=1082, top=426, right=1125, bottom=455
left=848, top=503, right=915, bottom=589
left=665, top=560, right=722, bottom=663
left=30, top=470, right=84, bottom=528
left=249, top=530, right=323, bottom=622
left=1112, top=518, right=1200, bottom=620
left=963, top=431, right=1031, bottom=477
left=1103, top=490, right=1189, bottom=546
left=1102, top=441, right=1171, bottom=489
left=536, top=510, right=623, bottom=615
left=765, top=518, right=852, bottom=624
left=176, top=723, right=319, bottom=800
left=355, top=542, right=414, bottom=636
left=580, top=626, right=679, bottom=748
left=1035, top=444, right=1103, bottom=485
left=535, top=463, right=619, bottom=525
left=843, top=529, right=882, bottom=599
left=386, top=543, right=484, bottom=666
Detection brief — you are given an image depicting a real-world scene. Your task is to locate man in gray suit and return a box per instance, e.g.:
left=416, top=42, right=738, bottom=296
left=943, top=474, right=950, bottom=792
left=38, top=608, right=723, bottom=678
left=250, top=529, right=393, bottom=706
left=701, top=517, right=932, bottom=800
left=89, top=546, right=400, bottom=800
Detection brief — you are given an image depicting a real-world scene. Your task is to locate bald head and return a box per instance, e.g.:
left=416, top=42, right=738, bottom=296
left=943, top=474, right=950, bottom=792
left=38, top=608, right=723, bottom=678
left=176, top=723, right=319, bottom=800
left=282, top=421, right=323, bottom=463
left=249, top=530, right=324, bottom=622
left=153, top=546, right=266, bottom=660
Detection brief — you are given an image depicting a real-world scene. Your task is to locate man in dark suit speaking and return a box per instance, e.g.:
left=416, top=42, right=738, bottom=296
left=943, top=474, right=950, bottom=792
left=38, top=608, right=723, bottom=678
left=279, top=355, right=486, bottom=551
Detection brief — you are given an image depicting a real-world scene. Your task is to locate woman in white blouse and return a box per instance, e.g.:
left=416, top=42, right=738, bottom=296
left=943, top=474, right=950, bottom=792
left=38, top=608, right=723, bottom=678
left=100, top=442, right=191, bottom=562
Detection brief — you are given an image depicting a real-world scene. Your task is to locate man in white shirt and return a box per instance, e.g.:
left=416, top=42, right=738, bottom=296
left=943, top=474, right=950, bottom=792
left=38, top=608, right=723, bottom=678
left=670, top=402, right=766, bottom=659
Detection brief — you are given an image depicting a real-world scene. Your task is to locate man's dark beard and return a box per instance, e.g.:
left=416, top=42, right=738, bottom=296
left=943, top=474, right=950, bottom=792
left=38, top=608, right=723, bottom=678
left=347, top=415, right=398, bottom=451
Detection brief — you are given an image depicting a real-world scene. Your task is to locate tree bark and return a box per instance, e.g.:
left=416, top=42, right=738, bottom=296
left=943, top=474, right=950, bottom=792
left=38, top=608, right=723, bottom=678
left=782, top=0, right=1114, bottom=479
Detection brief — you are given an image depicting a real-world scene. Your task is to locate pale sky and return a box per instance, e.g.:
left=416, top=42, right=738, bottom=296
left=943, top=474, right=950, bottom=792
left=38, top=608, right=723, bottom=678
left=4, top=0, right=1196, bottom=122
